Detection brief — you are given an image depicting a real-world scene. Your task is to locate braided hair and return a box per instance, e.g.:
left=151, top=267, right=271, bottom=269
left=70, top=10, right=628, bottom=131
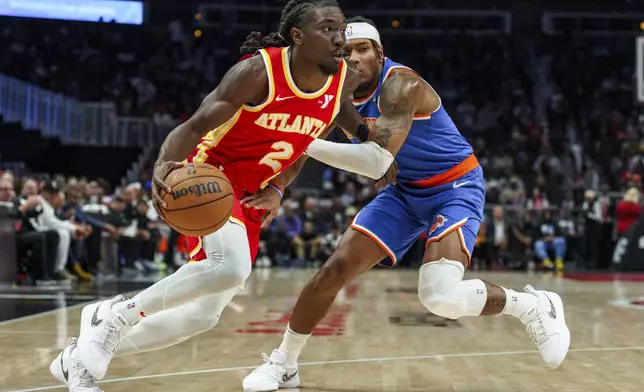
left=240, top=0, right=340, bottom=55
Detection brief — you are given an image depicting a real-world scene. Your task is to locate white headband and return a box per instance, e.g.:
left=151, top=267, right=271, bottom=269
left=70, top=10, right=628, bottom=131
left=346, top=22, right=381, bottom=45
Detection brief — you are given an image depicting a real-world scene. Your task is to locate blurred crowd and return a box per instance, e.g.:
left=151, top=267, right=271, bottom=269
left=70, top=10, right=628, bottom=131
left=0, top=171, right=165, bottom=285
left=2, top=14, right=644, bottom=283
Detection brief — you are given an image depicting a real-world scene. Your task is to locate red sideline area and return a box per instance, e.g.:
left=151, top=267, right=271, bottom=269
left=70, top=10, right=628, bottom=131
left=565, top=273, right=644, bottom=282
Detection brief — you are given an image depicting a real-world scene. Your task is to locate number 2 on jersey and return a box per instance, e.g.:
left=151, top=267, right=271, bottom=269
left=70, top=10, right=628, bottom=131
left=259, top=141, right=294, bottom=172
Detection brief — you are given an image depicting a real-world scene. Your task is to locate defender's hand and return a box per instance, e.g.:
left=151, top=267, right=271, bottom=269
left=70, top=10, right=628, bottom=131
left=375, top=159, right=398, bottom=189
left=152, top=161, right=184, bottom=213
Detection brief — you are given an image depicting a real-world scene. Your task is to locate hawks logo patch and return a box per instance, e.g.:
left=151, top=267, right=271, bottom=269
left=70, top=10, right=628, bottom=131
left=429, top=215, right=447, bottom=236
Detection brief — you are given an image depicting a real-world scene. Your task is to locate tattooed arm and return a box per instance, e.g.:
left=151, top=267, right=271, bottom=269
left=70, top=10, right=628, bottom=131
left=368, top=69, right=427, bottom=156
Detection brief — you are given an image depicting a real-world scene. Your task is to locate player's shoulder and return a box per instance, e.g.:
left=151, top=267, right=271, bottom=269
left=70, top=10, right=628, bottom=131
left=229, top=54, right=268, bottom=85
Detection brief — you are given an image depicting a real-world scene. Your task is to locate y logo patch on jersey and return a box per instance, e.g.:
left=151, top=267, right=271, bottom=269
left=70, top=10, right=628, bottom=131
left=429, top=215, right=447, bottom=236
left=320, top=94, right=334, bottom=109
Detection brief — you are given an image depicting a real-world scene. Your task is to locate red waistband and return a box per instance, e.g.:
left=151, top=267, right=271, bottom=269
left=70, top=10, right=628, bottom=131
left=408, top=154, right=479, bottom=188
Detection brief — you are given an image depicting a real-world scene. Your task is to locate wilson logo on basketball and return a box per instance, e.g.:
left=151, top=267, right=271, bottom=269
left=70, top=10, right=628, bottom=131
left=172, top=182, right=222, bottom=200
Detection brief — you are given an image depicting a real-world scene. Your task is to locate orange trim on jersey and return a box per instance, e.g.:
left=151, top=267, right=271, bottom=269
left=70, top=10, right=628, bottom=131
left=229, top=216, right=246, bottom=228
left=350, top=221, right=397, bottom=265
left=193, top=108, right=243, bottom=163
left=351, top=85, right=378, bottom=105
left=281, top=47, right=333, bottom=99
left=189, top=237, right=203, bottom=259
left=425, top=218, right=470, bottom=268
left=330, top=60, right=348, bottom=122
left=243, top=49, right=276, bottom=112
left=408, top=154, right=479, bottom=188
left=376, top=65, right=433, bottom=119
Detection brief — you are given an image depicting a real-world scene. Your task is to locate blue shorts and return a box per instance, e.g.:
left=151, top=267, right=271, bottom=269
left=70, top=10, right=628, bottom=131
left=350, top=166, right=485, bottom=267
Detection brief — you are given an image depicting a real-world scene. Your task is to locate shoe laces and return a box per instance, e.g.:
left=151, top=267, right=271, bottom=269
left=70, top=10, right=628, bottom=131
left=255, top=351, right=286, bottom=380
left=99, top=320, right=122, bottom=354
left=525, top=313, right=548, bottom=346
left=70, top=354, right=98, bottom=389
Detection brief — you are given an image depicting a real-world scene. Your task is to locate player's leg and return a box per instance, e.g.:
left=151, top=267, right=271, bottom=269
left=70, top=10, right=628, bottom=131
left=74, top=219, right=252, bottom=380
left=243, top=188, right=423, bottom=392
left=416, top=187, right=570, bottom=368
left=116, top=286, right=240, bottom=355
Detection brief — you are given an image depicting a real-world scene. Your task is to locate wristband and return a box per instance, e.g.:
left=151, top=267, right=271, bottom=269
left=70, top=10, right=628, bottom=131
left=356, top=123, right=369, bottom=142
left=266, top=182, right=284, bottom=199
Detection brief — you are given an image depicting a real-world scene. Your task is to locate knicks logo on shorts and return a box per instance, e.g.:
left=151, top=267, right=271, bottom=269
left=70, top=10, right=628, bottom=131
left=429, top=215, right=447, bottom=236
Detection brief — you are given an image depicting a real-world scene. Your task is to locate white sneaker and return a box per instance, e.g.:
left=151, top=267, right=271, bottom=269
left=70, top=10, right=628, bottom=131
left=523, top=285, right=570, bottom=368
left=50, top=337, right=103, bottom=392
left=242, top=350, right=300, bottom=391
left=75, top=295, right=131, bottom=380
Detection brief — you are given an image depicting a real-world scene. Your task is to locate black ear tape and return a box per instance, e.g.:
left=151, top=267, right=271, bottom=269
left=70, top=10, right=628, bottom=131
left=356, top=123, right=369, bottom=142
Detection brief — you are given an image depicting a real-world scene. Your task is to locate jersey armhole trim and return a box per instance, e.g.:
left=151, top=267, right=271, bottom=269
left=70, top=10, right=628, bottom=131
left=243, top=49, right=275, bottom=112
left=376, top=65, right=441, bottom=118
left=329, top=60, right=348, bottom=128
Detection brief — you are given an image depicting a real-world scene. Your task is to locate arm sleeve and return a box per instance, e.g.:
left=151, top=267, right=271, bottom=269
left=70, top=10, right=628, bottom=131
left=305, top=139, right=394, bottom=180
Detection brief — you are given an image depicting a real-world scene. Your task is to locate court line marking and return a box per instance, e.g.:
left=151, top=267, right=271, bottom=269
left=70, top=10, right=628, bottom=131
left=7, top=345, right=644, bottom=392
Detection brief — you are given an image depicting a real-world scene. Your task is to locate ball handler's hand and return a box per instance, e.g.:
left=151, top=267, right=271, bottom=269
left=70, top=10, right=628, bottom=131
left=152, top=161, right=185, bottom=214
left=375, top=159, right=398, bottom=189
left=240, top=187, right=283, bottom=228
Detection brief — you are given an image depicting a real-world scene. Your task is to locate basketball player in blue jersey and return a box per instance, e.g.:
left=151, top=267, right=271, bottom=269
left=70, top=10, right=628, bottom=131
left=242, top=17, right=570, bottom=391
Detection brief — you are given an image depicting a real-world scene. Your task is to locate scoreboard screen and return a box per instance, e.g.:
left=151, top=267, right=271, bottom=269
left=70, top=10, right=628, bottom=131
left=0, top=0, right=144, bottom=25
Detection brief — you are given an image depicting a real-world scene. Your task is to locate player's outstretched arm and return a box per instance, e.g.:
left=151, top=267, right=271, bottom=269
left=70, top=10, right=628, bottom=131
left=152, top=57, right=267, bottom=208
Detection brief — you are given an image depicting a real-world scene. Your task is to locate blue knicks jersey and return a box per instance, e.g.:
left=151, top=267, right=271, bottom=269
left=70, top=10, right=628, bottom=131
left=347, top=58, right=474, bottom=185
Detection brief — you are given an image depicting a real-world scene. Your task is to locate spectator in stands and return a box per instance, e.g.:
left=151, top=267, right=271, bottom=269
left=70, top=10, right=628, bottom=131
left=533, top=209, right=566, bottom=271
left=62, top=185, right=114, bottom=278
left=488, top=206, right=508, bottom=255
left=0, top=177, right=56, bottom=283
left=292, top=221, right=322, bottom=267
left=582, top=189, right=603, bottom=268
left=612, top=187, right=642, bottom=264
left=507, top=212, right=534, bottom=268
left=30, top=181, right=90, bottom=281
left=319, top=224, right=342, bottom=263
left=557, top=207, right=580, bottom=263
left=267, top=219, right=294, bottom=267
left=526, top=187, right=550, bottom=210
left=271, top=201, right=302, bottom=240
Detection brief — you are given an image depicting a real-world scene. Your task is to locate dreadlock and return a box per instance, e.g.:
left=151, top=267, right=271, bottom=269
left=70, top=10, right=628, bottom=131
left=240, top=0, right=340, bottom=55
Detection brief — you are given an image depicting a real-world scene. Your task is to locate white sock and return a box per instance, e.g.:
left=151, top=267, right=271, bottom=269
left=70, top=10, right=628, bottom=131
left=501, top=288, right=539, bottom=324
left=277, top=325, right=311, bottom=364
left=112, top=294, right=147, bottom=326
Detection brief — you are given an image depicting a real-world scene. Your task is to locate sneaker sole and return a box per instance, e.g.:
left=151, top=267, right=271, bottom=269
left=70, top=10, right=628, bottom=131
left=243, top=375, right=300, bottom=391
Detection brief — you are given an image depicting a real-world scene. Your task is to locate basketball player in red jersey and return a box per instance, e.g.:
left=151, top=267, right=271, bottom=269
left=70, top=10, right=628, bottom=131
left=48, top=1, right=398, bottom=390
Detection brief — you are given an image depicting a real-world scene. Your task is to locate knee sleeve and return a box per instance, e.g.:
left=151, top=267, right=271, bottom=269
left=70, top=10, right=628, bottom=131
left=418, top=258, right=486, bottom=319
left=198, top=221, right=252, bottom=290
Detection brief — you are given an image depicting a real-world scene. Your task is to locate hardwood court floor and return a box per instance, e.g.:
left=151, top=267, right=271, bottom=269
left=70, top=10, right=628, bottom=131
left=2, top=269, right=644, bottom=392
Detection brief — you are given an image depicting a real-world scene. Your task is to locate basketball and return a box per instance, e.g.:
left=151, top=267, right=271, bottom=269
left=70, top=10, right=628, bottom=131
left=159, top=162, right=234, bottom=237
